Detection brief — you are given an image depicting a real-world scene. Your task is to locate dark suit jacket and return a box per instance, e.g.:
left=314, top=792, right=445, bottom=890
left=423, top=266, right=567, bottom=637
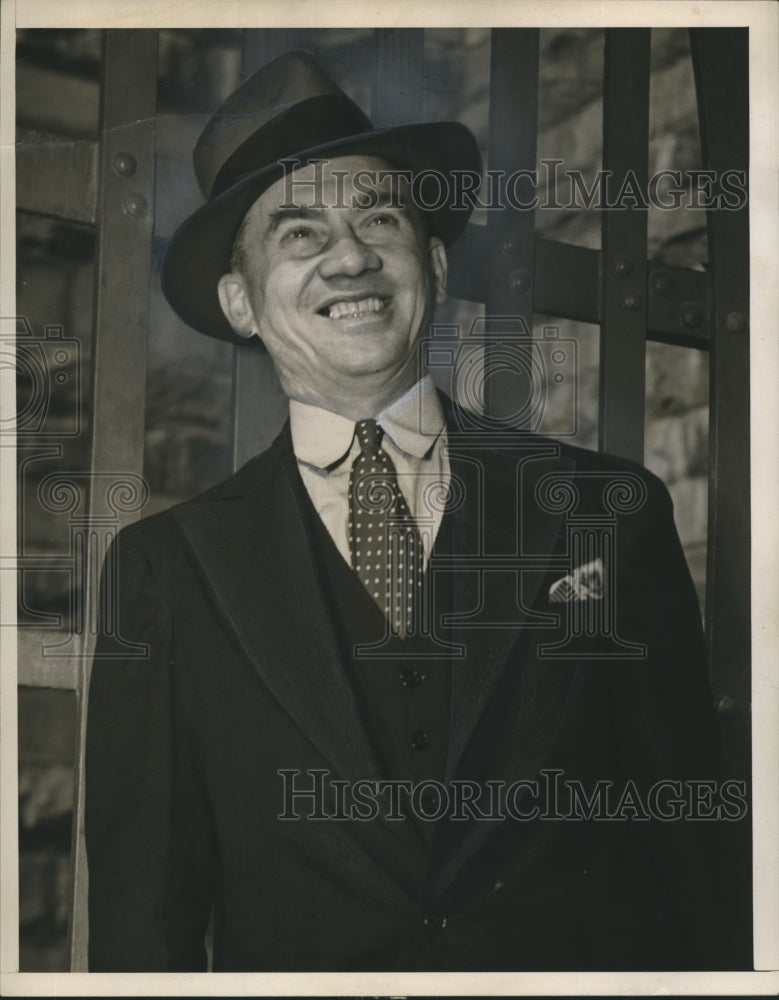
left=85, top=402, right=748, bottom=971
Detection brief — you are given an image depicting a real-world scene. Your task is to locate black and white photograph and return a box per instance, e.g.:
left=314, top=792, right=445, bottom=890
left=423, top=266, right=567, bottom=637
left=1, top=0, right=777, bottom=995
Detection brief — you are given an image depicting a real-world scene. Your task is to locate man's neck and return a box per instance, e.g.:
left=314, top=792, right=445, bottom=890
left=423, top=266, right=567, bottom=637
left=288, top=371, right=427, bottom=422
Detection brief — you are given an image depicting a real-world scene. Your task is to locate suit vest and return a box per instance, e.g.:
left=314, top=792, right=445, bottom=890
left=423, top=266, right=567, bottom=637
left=300, top=485, right=455, bottom=791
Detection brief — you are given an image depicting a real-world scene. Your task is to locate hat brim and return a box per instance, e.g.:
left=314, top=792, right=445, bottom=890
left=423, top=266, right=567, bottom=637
left=161, top=121, right=482, bottom=344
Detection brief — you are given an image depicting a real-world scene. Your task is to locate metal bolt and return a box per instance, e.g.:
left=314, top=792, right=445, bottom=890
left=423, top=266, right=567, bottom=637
left=502, top=237, right=522, bottom=255
left=651, top=270, right=675, bottom=297
left=726, top=311, right=747, bottom=334
left=612, top=254, right=634, bottom=277
left=112, top=151, right=137, bottom=177
left=622, top=294, right=642, bottom=312
left=509, top=269, right=531, bottom=295
left=680, top=303, right=703, bottom=329
left=122, top=193, right=148, bottom=219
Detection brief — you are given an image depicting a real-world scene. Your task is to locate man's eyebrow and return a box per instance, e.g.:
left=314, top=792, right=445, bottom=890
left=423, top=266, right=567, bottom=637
left=354, top=189, right=409, bottom=210
left=266, top=190, right=410, bottom=234
left=266, top=206, right=326, bottom=234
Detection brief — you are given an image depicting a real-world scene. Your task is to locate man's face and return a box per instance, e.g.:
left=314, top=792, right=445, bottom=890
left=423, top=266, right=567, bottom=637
left=218, top=156, right=447, bottom=414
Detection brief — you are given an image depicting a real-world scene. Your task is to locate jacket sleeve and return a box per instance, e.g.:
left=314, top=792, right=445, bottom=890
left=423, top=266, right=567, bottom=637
left=85, top=522, right=217, bottom=971
left=611, top=469, right=751, bottom=968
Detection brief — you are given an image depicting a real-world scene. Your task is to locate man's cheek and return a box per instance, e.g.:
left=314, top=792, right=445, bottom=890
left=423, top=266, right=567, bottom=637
left=261, top=326, right=317, bottom=375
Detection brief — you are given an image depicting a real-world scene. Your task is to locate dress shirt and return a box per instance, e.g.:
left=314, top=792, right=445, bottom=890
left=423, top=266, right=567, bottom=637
left=290, top=376, right=450, bottom=568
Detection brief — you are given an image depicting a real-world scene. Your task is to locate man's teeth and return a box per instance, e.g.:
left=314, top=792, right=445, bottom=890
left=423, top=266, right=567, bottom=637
left=326, top=297, right=385, bottom=320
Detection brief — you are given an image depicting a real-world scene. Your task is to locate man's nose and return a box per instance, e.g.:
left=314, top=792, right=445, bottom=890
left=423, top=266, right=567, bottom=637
left=317, top=227, right=381, bottom=279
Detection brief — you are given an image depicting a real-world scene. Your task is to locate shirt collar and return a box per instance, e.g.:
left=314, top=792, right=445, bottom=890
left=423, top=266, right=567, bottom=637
left=289, top=375, right=446, bottom=471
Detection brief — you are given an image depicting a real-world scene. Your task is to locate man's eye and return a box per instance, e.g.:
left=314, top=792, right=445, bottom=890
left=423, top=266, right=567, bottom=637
left=368, top=212, right=398, bottom=228
left=278, top=225, right=326, bottom=251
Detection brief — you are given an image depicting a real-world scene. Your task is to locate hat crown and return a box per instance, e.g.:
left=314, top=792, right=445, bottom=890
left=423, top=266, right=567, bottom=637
left=194, top=50, right=371, bottom=199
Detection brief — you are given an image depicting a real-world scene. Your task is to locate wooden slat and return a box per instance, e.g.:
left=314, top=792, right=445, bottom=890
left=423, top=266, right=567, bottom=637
left=690, top=29, right=750, bottom=723
left=69, top=30, right=160, bottom=972
left=535, top=238, right=600, bottom=325
left=242, top=27, right=320, bottom=68
left=16, top=129, right=97, bottom=224
left=646, top=260, right=709, bottom=349
left=445, top=222, right=491, bottom=303
left=373, top=29, right=424, bottom=126
left=484, top=29, right=540, bottom=422
left=598, top=29, right=651, bottom=461
left=448, top=226, right=710, bottom=349
left=87, top=33, right=158, bottom=486
left=231, top=343, right=287, bottom=469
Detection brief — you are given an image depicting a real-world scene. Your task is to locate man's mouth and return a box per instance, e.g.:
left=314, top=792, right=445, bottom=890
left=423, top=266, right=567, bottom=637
left=317, top=296, right=389, bottom=320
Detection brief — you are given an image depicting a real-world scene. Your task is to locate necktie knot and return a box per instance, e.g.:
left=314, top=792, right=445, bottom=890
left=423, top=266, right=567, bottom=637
left=355, top=418, right=382, bottom=456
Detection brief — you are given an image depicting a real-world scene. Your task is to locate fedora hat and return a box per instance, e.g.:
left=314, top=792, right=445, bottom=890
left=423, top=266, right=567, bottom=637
left=161, top=49, right=482, bottom=343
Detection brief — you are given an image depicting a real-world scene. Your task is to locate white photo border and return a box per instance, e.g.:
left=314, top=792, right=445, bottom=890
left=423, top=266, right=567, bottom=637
left=2, top=1, right=777, bottom=996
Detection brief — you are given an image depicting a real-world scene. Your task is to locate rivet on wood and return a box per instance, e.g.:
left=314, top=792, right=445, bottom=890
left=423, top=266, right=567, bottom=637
left=509, top=269, right=531, bottom=295
left=725, top=311, right=747, bottom=334
left=123, top=193, right=148, bottom=219
left=680, top=303, right=703, bottom=329
left=112, top=151, right=137, bottom=177
left=651, top=270, right=674, bottom=297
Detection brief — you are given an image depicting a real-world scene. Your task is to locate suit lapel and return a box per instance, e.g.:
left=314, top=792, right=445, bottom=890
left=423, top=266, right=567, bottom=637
left=173, top=426, right=385, bottom=785
left=171, top=409, right=576, bottom=790
left=443, top=430, right=575, bottom=781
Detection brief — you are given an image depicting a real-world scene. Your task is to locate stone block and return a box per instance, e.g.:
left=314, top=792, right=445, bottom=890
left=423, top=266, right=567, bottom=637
left=645, top=405, right=709, bottom=484
left=645, top=341, right=709, bottom=419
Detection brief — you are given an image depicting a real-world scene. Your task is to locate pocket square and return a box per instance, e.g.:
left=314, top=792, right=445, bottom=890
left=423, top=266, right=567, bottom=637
left=548, top=557, right=603, bottom=603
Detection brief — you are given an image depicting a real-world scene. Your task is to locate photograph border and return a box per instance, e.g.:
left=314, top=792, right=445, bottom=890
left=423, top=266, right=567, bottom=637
left=2, top=1, right=777, bottom=995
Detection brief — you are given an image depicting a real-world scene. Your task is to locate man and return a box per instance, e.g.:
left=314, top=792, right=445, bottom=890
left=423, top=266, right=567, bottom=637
left=86, top=50, right=746, bottom=972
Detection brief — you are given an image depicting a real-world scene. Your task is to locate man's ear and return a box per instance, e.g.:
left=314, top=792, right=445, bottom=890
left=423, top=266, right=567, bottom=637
left=428, top=237, right=448, bottom=305
left=217, top=273, right=258, bottom=340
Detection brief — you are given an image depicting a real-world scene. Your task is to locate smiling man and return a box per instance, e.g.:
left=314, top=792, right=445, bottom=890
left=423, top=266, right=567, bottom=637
left=85, top=50, right=747, bottom=973
left=216, top=156, right=447, bottom=418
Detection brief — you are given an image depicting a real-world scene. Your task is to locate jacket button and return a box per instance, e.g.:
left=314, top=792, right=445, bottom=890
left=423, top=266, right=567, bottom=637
left=423, top=914, right=447, bottom=930
left=400, top=668, right=425, bottom=689
left=410, top=729, right=430, bottom=750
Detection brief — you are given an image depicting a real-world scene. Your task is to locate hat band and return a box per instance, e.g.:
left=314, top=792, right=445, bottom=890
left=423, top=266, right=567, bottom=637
left=210, top=94, right=374, bottom=199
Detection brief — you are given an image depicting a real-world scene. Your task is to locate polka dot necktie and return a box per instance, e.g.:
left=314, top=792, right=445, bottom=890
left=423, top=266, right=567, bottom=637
left=349, top=419, right=424, bottom=637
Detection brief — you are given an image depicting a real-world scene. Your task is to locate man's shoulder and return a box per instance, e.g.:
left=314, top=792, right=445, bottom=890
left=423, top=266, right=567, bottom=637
left=532, top=434, right=672, bottom=519
left=441, top=396, right=671, bottom=524
left=442, top=393, right=660, bottom=477
left=446, top=416, right=662, bottom=486
left=536, top=433, right=664, bottom=486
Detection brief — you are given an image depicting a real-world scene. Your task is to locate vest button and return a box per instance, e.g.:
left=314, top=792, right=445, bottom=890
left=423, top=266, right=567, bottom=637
left=423, top=914, right=447, bottom=931
left=410, top=729, right=430, bottom=750
left=400, top=668, right=425, bottom=689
